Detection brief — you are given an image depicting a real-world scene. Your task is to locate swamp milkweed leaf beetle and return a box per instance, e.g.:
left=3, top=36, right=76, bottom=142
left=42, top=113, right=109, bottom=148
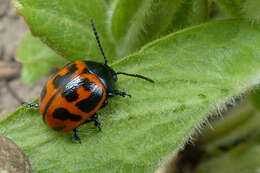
left=27, top=19, right=154, bottom=143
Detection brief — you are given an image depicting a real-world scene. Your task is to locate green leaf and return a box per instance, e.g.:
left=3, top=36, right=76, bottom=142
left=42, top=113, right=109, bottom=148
left=242, top=0, right=260, bottom=22
left=2, top=19, right=260, bottom=172
left=109, top=0, right=208, bottom=57
left=214, top=0, right=260, bottom=21
left=17, top=32, right=68, bottom=67
left=17, top=32, right=68, bottom=82
left=200, top=100, right=260, bottom=151
left=213, top=0, right=244, bottom=17
left=195, top=100, right=260, bottom=173
left=13, top=0, right=116, bottom=62
left=196, top=141, right=260, bottom=173
left=250, top=87, right=260, bottom=110
left=21, top=63, right=50, bottom=83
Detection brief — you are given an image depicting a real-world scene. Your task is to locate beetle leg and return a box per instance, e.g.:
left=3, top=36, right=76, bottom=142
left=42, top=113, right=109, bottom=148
left=73, top=128, right=81, bottom=144
left=84, top=114, right=102, bottom=131
left=108, top=90, right=131, bottom=98
left=26, top=103, right=39, bottom=108
left=100, top=99, right=108, bottom=109
left=93, top=114, right=102, bottom=131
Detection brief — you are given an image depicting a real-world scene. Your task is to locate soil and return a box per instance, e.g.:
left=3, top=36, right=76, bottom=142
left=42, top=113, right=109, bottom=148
left=0, top=0, right=46, bottom=119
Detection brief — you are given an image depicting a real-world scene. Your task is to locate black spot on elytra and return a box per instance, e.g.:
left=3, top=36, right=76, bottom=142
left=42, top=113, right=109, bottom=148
left=52, top=126, right=66, bottom=131
left=43, top=91, right=60, bottom=122
left=53, top=75, right=63, bottom=88
left=62, top=89, right=79, bottom=102
left=53, top=64, right=78, bottom=89
left=82, top=67, right=90, bottom=74
left=52, top=108, right=82, bottom=121
left=40, top=85, right=47, bottom=101
left=82, top=78, right=96, bottom=91
left=67, top=63, right=78, bottom=73
left=76, top=88, right=103, bottom=113
left=61, top=77, right=96, bottom=102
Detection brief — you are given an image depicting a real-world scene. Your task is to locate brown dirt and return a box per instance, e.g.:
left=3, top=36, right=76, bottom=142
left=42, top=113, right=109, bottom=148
left=0, top=0, right=46, bottom=119
left=0, top=134, right=33, bottom=172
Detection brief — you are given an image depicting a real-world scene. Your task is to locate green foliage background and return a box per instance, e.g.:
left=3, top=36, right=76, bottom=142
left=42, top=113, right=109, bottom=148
left=0, top=0, right=260, bottom=172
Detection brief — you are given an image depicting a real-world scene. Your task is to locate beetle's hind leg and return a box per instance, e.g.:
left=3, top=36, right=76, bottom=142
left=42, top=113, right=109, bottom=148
left=84, top=114, right=102, bottom=131
left=73, top=128, right=81, bottom=144
left=108, top=90, right=131, bottom=98
left=26, top=103, right=39, bottom=108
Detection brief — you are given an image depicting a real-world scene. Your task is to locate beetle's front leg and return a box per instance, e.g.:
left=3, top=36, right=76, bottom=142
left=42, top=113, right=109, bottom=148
left=108, top=90, right=131, bottom=98
left=83, top=114, right=101, bottom=131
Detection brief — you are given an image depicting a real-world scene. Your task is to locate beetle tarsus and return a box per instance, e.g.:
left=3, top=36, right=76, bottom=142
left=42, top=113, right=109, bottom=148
left=94, top=115, right=102, bottom=131
left=26, top=103, right=39, bottom=108
left=108, top=90, right=131, bottom=98
left=84, top=114, right=102, bottom=131
left=73, top=128, right=81, bottom=144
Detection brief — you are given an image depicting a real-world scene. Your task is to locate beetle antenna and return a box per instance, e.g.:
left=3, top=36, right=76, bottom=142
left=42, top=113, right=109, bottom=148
left=116, top=72, right=154, bottom=83
left=90, top=19, right=108, bottom=65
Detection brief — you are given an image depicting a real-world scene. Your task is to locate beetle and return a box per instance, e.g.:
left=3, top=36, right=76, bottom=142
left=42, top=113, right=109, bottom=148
left=28, top=19, right=154, bottom=143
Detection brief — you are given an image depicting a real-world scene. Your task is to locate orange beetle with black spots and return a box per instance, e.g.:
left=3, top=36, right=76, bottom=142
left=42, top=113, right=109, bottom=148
left=28, top=19, right=154, bottom=143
